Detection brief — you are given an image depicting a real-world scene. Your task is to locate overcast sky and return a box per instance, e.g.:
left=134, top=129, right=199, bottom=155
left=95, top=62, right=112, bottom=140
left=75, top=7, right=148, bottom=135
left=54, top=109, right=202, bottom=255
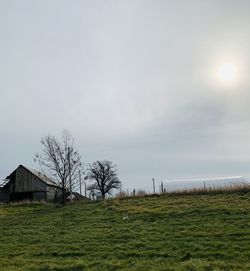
left=1, top=0, right=250, bottom=191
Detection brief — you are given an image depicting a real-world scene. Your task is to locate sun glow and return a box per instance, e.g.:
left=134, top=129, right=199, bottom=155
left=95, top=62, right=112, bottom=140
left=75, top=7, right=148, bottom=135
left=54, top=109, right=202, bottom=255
left=217, top=63, right=237, bottom=83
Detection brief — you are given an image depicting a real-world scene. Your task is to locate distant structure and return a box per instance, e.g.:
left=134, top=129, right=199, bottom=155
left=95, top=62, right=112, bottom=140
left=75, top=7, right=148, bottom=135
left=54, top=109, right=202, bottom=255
left=0, top=165, right=62, bottom=203
left=163, top=176, right=249, bottom=192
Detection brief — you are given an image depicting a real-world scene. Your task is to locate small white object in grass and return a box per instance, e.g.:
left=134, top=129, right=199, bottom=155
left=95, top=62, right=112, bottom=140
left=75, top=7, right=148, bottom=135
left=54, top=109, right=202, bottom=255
left=123, top=216, right=129, bottom=221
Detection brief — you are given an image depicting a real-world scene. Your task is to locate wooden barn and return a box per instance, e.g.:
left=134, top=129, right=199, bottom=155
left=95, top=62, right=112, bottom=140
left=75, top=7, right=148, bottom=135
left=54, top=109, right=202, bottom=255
left=0, top=165, right=62, bottom=203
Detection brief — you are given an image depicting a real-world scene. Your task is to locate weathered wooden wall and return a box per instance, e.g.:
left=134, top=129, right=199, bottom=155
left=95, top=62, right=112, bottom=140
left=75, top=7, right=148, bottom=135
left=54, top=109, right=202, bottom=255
left=47, top=186, right=57, bottom=201
left=0, top=192, right=9, bottom=203
left=12, top=167, right=46, bottom=193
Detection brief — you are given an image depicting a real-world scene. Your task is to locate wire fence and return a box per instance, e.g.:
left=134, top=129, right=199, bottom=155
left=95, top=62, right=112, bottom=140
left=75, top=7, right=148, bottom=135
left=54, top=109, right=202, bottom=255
left=109, top=176, right=250, bottom=198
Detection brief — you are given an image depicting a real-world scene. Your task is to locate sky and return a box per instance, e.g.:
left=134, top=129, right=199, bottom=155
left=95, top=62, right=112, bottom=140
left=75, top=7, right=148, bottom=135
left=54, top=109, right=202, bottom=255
left=1, top=0, right=250, bottom=192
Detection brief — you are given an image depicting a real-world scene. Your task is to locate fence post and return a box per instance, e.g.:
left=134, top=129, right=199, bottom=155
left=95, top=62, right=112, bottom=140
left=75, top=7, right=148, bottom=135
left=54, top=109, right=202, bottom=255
left=152, top=178, right=156, bottom=194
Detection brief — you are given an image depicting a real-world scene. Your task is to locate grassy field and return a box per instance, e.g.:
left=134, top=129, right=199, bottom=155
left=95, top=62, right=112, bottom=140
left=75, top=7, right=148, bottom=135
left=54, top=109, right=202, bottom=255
left=0, top=192, right=249, bottom=271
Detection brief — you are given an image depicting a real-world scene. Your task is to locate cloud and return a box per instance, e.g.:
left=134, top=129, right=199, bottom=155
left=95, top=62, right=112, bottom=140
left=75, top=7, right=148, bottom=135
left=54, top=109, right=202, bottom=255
left=1, top=0, right=250, bottom=188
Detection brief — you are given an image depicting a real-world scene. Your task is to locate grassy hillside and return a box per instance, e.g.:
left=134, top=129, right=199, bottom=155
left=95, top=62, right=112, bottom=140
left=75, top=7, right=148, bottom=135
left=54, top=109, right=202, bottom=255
left=0, top=192, right=249, bottom=271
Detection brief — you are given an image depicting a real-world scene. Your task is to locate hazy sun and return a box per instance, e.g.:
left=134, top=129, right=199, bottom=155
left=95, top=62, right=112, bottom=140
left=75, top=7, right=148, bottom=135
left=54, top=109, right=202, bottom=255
left=217, top=63, right=237, bottom=83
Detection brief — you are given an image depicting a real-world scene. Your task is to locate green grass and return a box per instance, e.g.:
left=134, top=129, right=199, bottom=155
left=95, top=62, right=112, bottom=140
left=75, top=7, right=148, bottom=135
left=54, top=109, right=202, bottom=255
left=0, top=192, right=249, bottom=271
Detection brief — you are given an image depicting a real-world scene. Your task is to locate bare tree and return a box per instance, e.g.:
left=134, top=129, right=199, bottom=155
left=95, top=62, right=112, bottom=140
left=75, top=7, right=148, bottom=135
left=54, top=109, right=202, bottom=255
left=34, top=130, right=83, bottom=205
left=86, top=160, right=121, bottom=199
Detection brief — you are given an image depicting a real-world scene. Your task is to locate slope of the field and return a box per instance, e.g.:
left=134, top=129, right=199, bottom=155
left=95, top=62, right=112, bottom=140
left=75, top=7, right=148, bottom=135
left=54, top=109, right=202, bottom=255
left=0, top=192, right=249, bottom=271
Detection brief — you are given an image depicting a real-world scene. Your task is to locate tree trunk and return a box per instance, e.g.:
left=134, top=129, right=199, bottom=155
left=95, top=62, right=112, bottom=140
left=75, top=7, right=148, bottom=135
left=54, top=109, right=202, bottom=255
left=101, top=192, right=105, bottom=200
left=62, top=182, right=66, bottom=205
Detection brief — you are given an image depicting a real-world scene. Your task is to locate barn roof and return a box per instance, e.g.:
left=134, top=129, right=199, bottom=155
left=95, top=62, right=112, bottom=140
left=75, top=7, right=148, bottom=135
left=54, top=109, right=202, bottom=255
left=24, top=166, right=59, bottom=187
